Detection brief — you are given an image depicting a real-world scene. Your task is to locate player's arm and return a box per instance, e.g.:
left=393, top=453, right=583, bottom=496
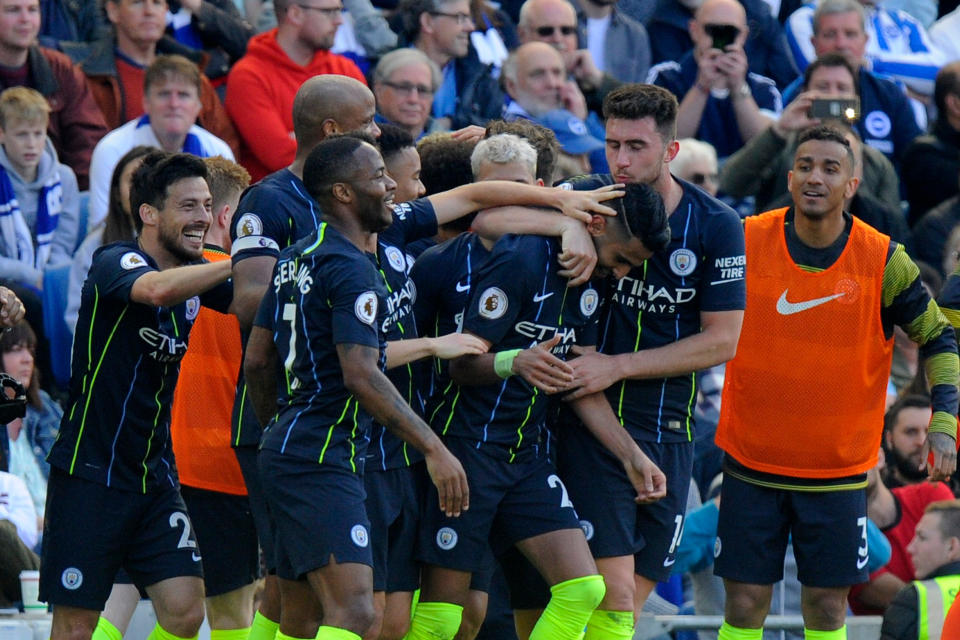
left=385, top=333, right=489, bottom=369
left=231, top=256, right=276, bottom=333
left=339, top=342, right=469, bottom=517
left=129, top=259, right=232, bottom=307
left=449, top=334, right=575, bottom=393
left=243, top=325, right=280, bottom=427
left=564, top=309, right=743, bottom=399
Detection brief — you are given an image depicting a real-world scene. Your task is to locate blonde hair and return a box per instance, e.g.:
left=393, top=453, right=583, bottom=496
left=203, top=156, right=251, bottom=211
left=0, top=87, right=50, bottom=129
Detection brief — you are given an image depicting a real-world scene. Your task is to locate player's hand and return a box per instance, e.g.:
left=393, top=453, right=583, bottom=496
left=623, top=446, right=667, bottom=504
left=563, top=346, right=621, bottom=399
left=513, top=335, right=574, bottom=393
left=450, top=125, right=487, bottom=144
left=554, top=184, right=623, bottom=223
left=431, top=333, right=489, bottom=360
left=558, top=219, right=597, bottom=286
left=922, top=431, right=957, bottom=482
left=0, top=287, right=24, bottom=328
left=425, top=444, right=470, bottom=517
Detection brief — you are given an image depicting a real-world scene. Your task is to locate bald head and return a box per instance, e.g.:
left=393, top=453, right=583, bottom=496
left=503, top=42, right=566, bottom=115
left=517, top=0, right=579, bottom=51
left=293, top=75, right=379, bottom=152
left=695, top=0, right=746, bottom=27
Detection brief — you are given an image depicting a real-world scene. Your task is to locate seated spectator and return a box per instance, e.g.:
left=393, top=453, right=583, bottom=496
left=0, top=320, right=60, bottom=526
left=225, top=0, right=367, bottom=181
left=647, top=0, right=781, bottom=160
left=165, top=0, right=255, bottom=87
left=785, top=0, right=946, bottom=98
left=671, top=138, right=719, bottom=196
left=880, top=500, right=960, bottom=639
left=66, top=146, right=151, bottom=336
left=502, top=42, right=606, bottom=173
left=930, top=6, right=960, bottom=63
left=88, top=55, right=234, bottom=228
left=0, top=461, right=40, bottom=608
left=641, top=0, right=797, bottom=89
left=570, top=0, right=650, bottom=85
left=38, top=0, right=110, bottom=48
left=721, top=53, right=902, bottom=212
left=394, top=0, right=504, bottom=129
left=62, top=0, right=239, bottom=158
left=373, top=48, right=443, bottom=140
left=883, top=394, right=934, bottom=489
left=0, top=0, right=109, bottom=190
left=912, top=187, right=960, bottom=275
left=0, top=87, right=80, bottom=291
left=779, top=0, right=924, bottom=166
left=903, top=62, right=960, bottom=225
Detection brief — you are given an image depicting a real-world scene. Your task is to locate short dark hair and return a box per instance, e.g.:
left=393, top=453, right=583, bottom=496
left=130, top=151, right=209, bottom=232
left=395, top=0, right=446, bottom=43
left=417, top=133, right=477, bottom=232
left=602, top=84, right=678, bottom=142
left=303, top=132, right=380, bottom=206
left=796, top=124, right=855, bottom=169
left=378, top=123, right=417, bottom=162
left=144, top=54, right=203, bottom=97
left=803, top=53, right=859, bottom=94
left=925, top=500, right=960, bottom=540
left=935, top=62, right=960, bottom=119
left=615, top=182, right=670, bottom=253
left=485, top=119, right=560, bottom=184
left=884, top=393, right=931, bottom=432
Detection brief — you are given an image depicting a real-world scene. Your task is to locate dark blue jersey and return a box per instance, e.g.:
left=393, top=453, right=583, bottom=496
left=229, top=168, right=323, bottom=448
left=366, top=199, right=438, bottom=471
left=255, top=223, right=388, bottom=473
left=410, top=232, right=492, bottom=425
left=564, top=174, right=746, bottom=444
left=430, top=234, right=601, bottom=462
left=47, top=242, right=232, bottom=493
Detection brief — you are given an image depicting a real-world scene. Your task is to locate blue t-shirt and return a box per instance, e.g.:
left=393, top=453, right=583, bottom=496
left=47, top=242, right=232, bottom=493
left=430, top=234, right=601, bottom=462
left=255, top=223, right=387, bottom=473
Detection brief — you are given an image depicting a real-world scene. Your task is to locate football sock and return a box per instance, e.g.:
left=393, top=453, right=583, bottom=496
left=92, top=617, right=123, bottom=640
left=718, top=621, right=763, bottom=640
left=248, top=611, right=280, bottom=640
left=403, top=601, right=463, bottom=640
left=583, top=609, right=634, bottom=639
left=147, top=622, right=198, bottom=640
left=529, top=574, right=606, bottom=640
left=314, top=627, right=361, bottom=639
left=275, top=631, right=311, bottom=640
left=804, top=626, right=846, bottom=640
left=212, top=629, right=253, bottom=640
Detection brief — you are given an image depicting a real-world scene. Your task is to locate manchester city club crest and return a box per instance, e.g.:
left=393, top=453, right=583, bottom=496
left=385, top=246, right=406, bottom=272
left=185, top=297, right=200, bottom=320
left=580, top=288, right=599, bottom=316
left=669, top=248, right=697, bottom=276
left=436, top=527, right=458, bottom=550
left=61, top=567, right=83, bottom=590
left=351, top=524, right=369, bottom=547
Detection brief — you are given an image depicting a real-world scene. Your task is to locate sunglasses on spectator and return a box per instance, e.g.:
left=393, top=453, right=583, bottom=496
left=535, top=25, right=578, bottom=36
left=689, top=173, right=718, bottom=186
left=382, top=81, right=435, bottom=96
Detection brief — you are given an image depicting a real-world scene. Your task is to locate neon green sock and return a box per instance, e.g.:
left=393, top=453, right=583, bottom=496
left=583, top=609, right=634, bottom=639
left=314, top=627, right=361, bottom=639
left=529, top=575, right=606, bottom=640
left=212, top=629, right=253, bottom=640
left=718, top=621, right=763, bottom=640
left=276, top=631, right=312, bottom=640
left=92, top=617, right=123, bottom=640
left=249, top=612, right=280, bottom=640
left=147, top=623, right=198, bottom=640
left=804, top=626, right=846, bottom=640
left=403, top=601, right=463, bottom=640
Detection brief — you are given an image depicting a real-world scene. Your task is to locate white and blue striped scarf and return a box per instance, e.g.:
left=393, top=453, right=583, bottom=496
left=0, top=164, right=62, bottom=270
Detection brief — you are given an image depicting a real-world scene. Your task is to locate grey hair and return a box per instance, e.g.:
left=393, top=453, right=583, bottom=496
left=670, top=139, right=718, bottom=180
left=471, top=133, right=538, bottom=179
left=813, top=0, right=866, bottom=35
left=373, top=48, right=442, bottom=91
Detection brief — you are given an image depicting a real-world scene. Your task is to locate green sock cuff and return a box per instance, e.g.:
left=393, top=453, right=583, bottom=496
left=147, top=623, right=198, bottom=640
left=584, top=609, right=634, bottom=640
left=718, top=621, right=763, bottom=640
left=249, top=611, right=280, bottom=640
left=404, top=601, right=464, bottom=640
left=550, top=574, right=606, bottom=595
left=275, top=632, right=312, bottom=640
left=314, top=627, right=361, bottom=640
left=211, top=628, right=253, bottom=640
left=93, top=617, right=123, bottom=640
left=804, top=626, right=847, bottom=640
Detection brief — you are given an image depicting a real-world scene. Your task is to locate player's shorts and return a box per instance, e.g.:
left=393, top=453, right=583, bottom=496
left=418, top=437, right=581, bottom=573
left=180, top=485, right=260, bottom=596
left=713, top=470, right=869, bottom=587
left=235, top=445, right=276, bottom=573
left=259, top=450, right=373, bottom=581
left=499, top=546, right=551, bottom=610
left=557, top=423, right=693, bottom=583
left=39, top=468, right=203, bottom=610
left=364, top=463, right=425, bottom=593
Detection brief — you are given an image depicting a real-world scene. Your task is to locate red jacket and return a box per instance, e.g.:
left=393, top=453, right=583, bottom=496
left=225, top=29, right=366, bottom=182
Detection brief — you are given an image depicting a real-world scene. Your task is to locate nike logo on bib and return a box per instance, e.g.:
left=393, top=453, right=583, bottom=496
left=775, top=290, right=846, bottom=315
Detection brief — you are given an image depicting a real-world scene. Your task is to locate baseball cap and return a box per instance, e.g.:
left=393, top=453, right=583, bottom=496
left=534, top=109, right=604, bottom=155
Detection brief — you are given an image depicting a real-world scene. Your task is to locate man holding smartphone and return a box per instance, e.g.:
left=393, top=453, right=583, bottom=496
left=647, top=0, right=782, bottom=160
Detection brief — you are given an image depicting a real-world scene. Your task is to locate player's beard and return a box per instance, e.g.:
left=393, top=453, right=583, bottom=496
left=885, top=445, right=928, bottom=482
left=158, top=220, right=205, bottom=265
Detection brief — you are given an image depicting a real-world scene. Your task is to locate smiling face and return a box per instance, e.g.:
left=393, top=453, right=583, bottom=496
left=350, top=143, right=397, bottom=233
left=385, top=146, right=426, bottom=203
left=788, top=138, right=857, bottom=221
left=0, top=0, right=39, bottom=54
left=423, top=0, right=473, bottom=59
left=154, top=176, right=213, bottom=263
left=375, top=62, right=435, bottom=133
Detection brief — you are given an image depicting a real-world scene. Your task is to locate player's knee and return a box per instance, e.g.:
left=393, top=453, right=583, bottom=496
left=51, top=611, right=99, bottom=640
left=723, top=583, right=771, bottom=627
left=156, top=597, right=206, bottom=637
left=341, top=597, right=377, bottom=635
left=801, top=588, right=847, bottom=628
left=453, top=604, right=484, bottom=640
left=551, top=574, right=606, bottom=612
left=598, top=574, right=635, bottom=611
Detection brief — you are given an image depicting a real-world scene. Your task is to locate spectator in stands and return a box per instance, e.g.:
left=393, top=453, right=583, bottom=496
left=465, top=0, right=516, bottom=72
left=670, top=138, right=719, bottom=196
left=785, top=0, right=946, bottom=98
left=641, top=0, right=797, bottom=90
left=911, top=182, right=960, bottom=275
left=165, top=0, right=255, bottom=87
left=880, top=500, right=960, bottom=639
left=62, top=0, right=239, bottom=157
left=37, top=0, right=110, bottom=48
left=65, top=146, right=151, bottom=336
left=570, top=0, right=650, bottom=85
left=903, top=62, right=960, bottom=225
left=0, top=461, right=40, bottom=608
left=930, top=6, right=960, bottom=63
left=225, top=0, right=367, bottom=181
left=721, top=53, right=902, bottom=213
left=502, top=42, right=605, bottom=173
left=373, top=48, right=442, bottom=140
left=0, top=0, right=109, bottom=190
left=485, top=117, right=560, bottom=184
left=647, top=0, right=781, bottom=160
left=395, top=0, right=504, bottom=129
left=88, top=55, right=234, bottom=229
left=0, top=86, right=80, bottom=293
left=780, top=0, right=923, bottom=166
left=883, top=395, right=934, bottom=489
left=0, top=320, right=60, bottom=528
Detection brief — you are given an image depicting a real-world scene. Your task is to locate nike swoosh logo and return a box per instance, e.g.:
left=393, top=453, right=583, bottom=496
left=663, top=557, right=676, bottom=567
left=455, top=281, right=470, bottom=292
left=192, top=552, right=202, bottom=562
left=856, top=555, right=868, bottom=570
left=775, top=290, right=846, bottom=315
left=533, top=292, right=554, bottom=303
